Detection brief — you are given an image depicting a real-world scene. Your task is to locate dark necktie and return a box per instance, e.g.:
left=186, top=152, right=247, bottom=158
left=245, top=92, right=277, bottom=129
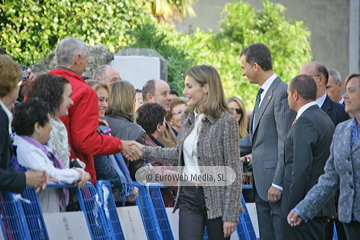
left=253, top=88, right=264, bottom=118
left=251, top=88, right=264, bottom=132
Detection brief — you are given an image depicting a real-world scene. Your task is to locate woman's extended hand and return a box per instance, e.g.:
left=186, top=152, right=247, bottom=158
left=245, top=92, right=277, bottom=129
left=223, top=221, right=237, bottom=238
left=121, top=140, right=143, bottom=160
left=75, top=169, right=90, bottom=188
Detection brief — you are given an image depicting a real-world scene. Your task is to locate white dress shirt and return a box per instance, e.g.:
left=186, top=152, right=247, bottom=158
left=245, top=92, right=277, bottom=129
left=183, top=110, right=204, bottom=182
left=316, top=93, right=327, bottom=108
left=252, top=73, right=278, bottom=130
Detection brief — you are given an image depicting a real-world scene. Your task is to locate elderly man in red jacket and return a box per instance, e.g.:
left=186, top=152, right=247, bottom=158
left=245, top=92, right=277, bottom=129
left=48, top=37, right=141, bottom=183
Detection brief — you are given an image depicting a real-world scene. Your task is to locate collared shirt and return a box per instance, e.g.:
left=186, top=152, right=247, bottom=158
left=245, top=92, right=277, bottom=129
left=252, top=73, right=277, bottom=131
left=259, top=73, right=278, bottom=106
left=55, top=66, right=79, bottom=76
left=316, top=93, right=327, bottom=108
left=339, top=97, right=344, bottom=105
left=0, top=100, right=13, bottom=135
left=346, top=118, right=360, bottom=150
left=296, top=102, right=318, bottom=120
left=183, top=110, right=204, bottom=182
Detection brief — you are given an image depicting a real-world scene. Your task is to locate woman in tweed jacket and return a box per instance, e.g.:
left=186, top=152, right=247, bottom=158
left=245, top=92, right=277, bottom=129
left=132, top=65, right=243, bottom=239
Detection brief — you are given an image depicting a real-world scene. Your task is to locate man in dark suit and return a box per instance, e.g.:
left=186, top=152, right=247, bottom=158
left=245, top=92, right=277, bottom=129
left=300, top=61, right=349, bottom=240
left=239, top=43, right=296, bottom=240
left=281, top=74, right=335, bottom=239
left=300, top=61, right=349, bottom=126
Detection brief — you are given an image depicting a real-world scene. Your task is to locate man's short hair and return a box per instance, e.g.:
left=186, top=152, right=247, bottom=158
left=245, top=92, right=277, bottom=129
left=240, top=43, right=273, bottom=71
left=55, top=37, right=88, bottom=66
left=314, top=63, right=329, bottom=85
left=328, top=69, right=341, bottom=84
left=136, top=103, right=166, bottom=135
left=289, top=74, right=317, bottom=101
left=142, top=79, right=156, bottom=102
left=93, top=65, right=107, bottom=81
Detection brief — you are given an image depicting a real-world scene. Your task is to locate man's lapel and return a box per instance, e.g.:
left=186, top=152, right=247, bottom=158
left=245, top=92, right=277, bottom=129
left=253, top=77, right=280, bottom=133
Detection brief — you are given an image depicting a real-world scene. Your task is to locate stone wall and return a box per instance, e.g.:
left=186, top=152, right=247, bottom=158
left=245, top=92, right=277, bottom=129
left=30, top=44, right=114, bottom=78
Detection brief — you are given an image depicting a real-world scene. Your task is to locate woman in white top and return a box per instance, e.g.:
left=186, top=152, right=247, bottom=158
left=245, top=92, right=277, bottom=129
left=26, top=74, right=74, bottom=168
left=130, top=65, right=243, bottom=239
left=12, top=98, right=90, bottom=213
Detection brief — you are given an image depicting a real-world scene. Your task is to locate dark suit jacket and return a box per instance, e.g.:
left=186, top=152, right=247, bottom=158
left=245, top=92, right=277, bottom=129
left=240, top=77, right=296, bottom=201
left=281, top=105, right=335, bottom=218
left=0, top=107, right=26, bottom=193
left=321, top=95, right=349, bottom=126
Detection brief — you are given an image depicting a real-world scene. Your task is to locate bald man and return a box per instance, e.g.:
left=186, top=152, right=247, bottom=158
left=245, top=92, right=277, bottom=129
left=300, top=61, right=349, bottom=126
left=142, top=79, right=177, bottom=147
left=93, top=65, right=121, bottom=85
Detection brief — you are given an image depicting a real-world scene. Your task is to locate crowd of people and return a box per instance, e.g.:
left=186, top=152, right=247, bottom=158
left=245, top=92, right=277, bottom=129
left=0, top=37, right=359, bottom=239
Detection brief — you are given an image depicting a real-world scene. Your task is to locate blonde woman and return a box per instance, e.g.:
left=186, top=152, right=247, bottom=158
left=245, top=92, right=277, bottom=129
left=130, top=65, right=243, bottom=239
left=106, top=81, right=146, bottom=180
left=226, top=97, right=248, bottom=139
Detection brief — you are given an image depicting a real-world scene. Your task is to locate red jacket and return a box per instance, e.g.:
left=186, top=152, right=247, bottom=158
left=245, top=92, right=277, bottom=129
left=48, top=68, right=122, bottom=183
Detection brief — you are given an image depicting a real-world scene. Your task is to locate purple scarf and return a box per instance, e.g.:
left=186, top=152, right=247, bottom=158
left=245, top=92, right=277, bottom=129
left=20, top=136, right=69, bottom=210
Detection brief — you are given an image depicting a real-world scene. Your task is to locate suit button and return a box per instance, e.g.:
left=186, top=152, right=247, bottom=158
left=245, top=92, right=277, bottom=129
left=200, top=129, right=203, bottom=132
left=204, top=195, right=208, bottom=198
left=207, top=207, right=210, bottom=210
left=349, top=171, right=352, bottom=175
left=350, top=185, right=354, bottom=189
left=197, top=142, right=200, bottom=145
left=202, top=118, right=206, bottom=122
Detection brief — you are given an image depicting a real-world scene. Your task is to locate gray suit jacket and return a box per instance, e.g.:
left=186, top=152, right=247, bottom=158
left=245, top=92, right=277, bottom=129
left=240, top=77, right=296, bottom=201
left=281, top=105, right=335, bottom=218
left=296, top=119, right=360, bottom=223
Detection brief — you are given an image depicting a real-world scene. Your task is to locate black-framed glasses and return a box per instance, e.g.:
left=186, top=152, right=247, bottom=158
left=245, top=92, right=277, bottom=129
left=230, top=108, right=242, bottom=115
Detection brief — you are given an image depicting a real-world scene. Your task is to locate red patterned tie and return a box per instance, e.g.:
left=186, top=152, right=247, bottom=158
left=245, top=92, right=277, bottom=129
left=292, top=118, right=297, bottom=126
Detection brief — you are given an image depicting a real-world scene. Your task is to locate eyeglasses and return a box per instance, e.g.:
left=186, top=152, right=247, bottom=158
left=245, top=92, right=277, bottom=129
left=230, top=108, right=242, bottom=115
left=309, top=74, right=321, bottom=78
left=172, top=110, right=183, bottom=116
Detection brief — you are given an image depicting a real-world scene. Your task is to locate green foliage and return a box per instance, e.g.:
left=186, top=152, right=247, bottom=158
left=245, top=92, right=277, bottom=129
left=0, top=0, right=151, bottom=65
left=0, top=0, right=312, bottom=110
left=129, top=0, right=312, bottom=108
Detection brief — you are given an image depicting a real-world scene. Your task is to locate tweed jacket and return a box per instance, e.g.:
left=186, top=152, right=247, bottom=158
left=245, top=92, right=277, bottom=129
left=296, top=119, right=360, bottom=223
left=143, top=110, right=244, bottom=222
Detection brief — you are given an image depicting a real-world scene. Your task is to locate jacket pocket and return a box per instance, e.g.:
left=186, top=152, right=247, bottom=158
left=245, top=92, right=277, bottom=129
left=264, top=161, right=277, bottom=169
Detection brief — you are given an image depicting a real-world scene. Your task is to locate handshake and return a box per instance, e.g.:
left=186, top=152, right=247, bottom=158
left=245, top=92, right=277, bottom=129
left=121, top=141, right=144, bottom=161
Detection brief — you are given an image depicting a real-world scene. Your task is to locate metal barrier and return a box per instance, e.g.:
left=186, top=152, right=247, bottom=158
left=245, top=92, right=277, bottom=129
left=46, top=182, right=111, bottom=240
left=96, top=180, right=125, bottom=240
left=133, top=182, right=163, bottom=240
left=0, top=190, right=33, bottom=240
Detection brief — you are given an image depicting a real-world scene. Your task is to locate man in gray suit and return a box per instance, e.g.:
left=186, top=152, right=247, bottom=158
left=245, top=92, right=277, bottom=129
left=281, top=74, right=335, bottom=239
left=239, top=43, right=295, bottom=240
left=288, top=73, right=360, bottom=239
